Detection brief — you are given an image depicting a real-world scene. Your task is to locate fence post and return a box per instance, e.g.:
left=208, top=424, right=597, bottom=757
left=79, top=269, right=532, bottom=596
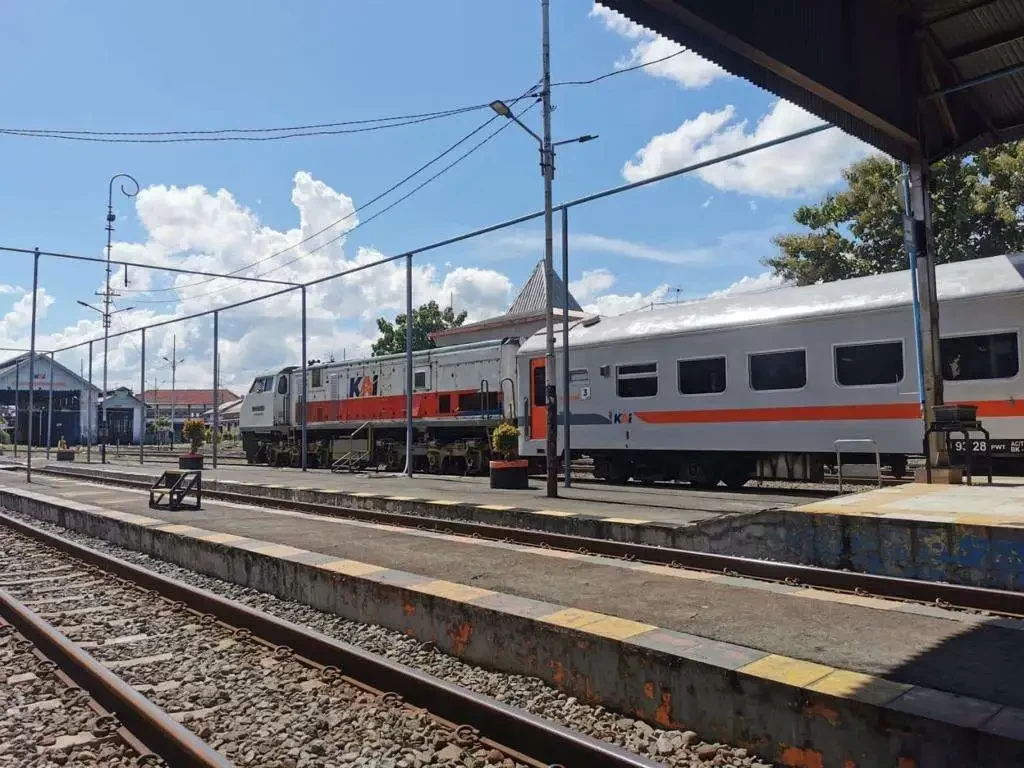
left=404, top=252, right=413, bottom=477
left=561, top=206, right=571, bottom=488
left=46, top=353, right=54, bottom=458
left=13, top=359, right=19, bottom=458
left=139, top=328, right=145, bottom=464
left=212, top=311, right=219, bottom=470
left=87, top=341, right=93, bottom=463
left=301, top=286, right=308, bottom=472
left=27, top=247, right=39, bottom=483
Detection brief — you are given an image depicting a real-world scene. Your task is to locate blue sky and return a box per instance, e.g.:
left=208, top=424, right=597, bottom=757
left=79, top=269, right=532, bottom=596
left=0, top=1, right=874, bottom=390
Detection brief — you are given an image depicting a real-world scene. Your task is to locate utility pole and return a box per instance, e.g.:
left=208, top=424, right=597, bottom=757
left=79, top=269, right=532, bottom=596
left=80, top=173, right=138, bottom=464
left=540, top=0, right=557, bottom=498
left=163, top=334, right=184, bottom=449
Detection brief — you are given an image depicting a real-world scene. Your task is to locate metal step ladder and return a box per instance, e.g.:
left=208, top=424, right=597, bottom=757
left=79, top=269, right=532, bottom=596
left=149, top=470, right=202, bottom=510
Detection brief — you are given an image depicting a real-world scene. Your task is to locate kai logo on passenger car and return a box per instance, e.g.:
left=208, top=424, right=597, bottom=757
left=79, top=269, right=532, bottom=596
left=608, top=410, right=633, bottom=424
left=348, top=374, right=379, bottom=398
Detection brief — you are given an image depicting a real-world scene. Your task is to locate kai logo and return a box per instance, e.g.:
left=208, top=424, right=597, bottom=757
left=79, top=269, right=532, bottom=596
left=608, top=410, right=633, bottom=425
left=348, top=374, right=378, bottom=398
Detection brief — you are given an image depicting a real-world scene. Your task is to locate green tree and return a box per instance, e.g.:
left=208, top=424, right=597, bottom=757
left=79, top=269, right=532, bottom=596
left=372, top=301, right=467, bottom=356
left=766, top=142, right=1024, bottom=285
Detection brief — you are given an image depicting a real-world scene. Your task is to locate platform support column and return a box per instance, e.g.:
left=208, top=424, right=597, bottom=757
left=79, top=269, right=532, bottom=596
left=212, top=311, right=218, bottom=470
left=404, top=252, right=414, bottom=477
left=908, top=158, right=946, bottom=466
left=301, top=286, right=308, bottom=472
left=139, top=328, right=145, bottom=465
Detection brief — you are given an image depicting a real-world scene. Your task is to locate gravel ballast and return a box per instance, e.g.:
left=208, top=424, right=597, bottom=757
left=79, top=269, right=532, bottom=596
left=1, top=508, right=772, bottom=768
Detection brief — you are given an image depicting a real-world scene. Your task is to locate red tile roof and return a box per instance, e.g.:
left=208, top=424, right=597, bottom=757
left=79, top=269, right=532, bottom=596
left=142, top=389, right=238, bottom=407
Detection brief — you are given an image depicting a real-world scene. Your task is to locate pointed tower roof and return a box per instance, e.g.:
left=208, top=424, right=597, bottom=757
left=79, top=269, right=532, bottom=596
left=507, top=261, right=582, bottom=316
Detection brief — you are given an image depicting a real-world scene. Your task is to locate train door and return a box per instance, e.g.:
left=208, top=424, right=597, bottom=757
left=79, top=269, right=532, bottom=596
left=529, top=357, right=546, bottom=439
left=274, top=374, right=290, bottom=425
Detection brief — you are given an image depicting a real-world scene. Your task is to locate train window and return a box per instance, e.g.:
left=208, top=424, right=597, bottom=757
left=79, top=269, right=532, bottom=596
left=276, top=375, right=288, bottom=395
left=311, top=368, right=322, bottom=388
left=439, top=394, right=451, bottom=413
left=616, top=362, right=658, bottom=398
left=941, top=332, right=1019, bottom=381
left=533, top=364, right=546, bottom=403
left=678, top=357, right=726, bottom=395
left=414, top=370, right=428, bottom=390
left=835, top=342, right=904, bottom=386
left=750, top=350, right=806, bottom=391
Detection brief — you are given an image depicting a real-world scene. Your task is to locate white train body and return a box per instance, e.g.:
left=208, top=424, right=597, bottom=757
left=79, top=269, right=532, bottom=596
left=517, top=254, right=1024, bottom=485
left=239, top=340, right=518, bottom=469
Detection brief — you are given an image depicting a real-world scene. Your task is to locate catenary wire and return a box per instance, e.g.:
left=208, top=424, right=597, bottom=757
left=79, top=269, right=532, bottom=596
left=121, top=84, right=540, bottom=296
left=128, top=100, right=538, bottom=305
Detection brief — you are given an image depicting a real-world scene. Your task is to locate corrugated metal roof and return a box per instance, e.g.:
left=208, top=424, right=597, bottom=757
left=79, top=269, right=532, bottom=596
left=507, top=261, right=583, bottom=316
left=143, top=389, right=239, bottom=406
left=598, top=0, right=1024, bottom=162
left=520, top=252, right=1024, bottom=353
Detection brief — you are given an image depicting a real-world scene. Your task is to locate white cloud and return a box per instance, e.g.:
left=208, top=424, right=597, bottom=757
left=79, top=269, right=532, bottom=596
left=708, top=271, right=790, bottom=298
left=569, top=269, right=616, bottom=302
left=0, top=173, right=515, bottom=391
left=590, top=5, right=726, bottom=89
left=583, top=284, right=671, bottom=317
left=622, top=100, right=873, bottom=197
left=0, top=284, right=20, bottom=295
left=700, top=197, right=713, bottom=209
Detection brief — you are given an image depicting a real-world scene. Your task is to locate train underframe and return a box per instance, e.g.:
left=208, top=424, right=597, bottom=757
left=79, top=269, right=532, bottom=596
left=242, top=424, right=496, bottom=474
left=586, top=449, right=911, bottom=489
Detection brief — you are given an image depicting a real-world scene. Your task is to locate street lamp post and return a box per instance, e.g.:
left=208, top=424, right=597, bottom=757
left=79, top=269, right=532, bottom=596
left=89, top=173, right=140, bottom=463
left=163, top=334, right=184, bottom=450
left=489, top=3, right=596, bottom=498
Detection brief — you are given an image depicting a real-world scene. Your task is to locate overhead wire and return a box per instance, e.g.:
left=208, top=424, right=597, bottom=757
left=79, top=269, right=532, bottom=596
left=128, top=97, right=540, bottom=304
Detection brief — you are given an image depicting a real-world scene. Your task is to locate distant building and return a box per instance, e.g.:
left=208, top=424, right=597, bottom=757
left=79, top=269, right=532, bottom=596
left=144, top=388, right=239, bottom=439
left=202, top=397, right=244, bottom=431
left=0, top=353, right=102, bottom=446
left=429, top=261, right=586, bottom=348
left=102, top=387, right=146, bottom=444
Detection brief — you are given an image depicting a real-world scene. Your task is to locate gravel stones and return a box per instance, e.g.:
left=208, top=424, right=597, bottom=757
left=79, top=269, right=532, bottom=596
left=1, top=510, right=774, bottom=768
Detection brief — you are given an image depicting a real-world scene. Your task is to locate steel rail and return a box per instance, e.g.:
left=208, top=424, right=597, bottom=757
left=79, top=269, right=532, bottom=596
left=0, top=511, right=662, bottom=768
left=0, top=586, right=232, bottom=768
left=35, top=467, right=1024, bottom=616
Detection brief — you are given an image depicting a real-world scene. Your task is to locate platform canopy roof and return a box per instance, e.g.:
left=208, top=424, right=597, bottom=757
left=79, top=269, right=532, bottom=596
left=599, top=0, right=1024, bottom=162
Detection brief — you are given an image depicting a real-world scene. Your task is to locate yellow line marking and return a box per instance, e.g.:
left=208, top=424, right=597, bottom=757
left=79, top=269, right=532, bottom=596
left=603, top=517, right=651, bottom=525
left=807, top=669, right=912, bottom=706
left=631, top=563, right=717, bottom=581
left=794, top=589, right=896, bottom=611
left=582, top=616, right=657, bottom=640
left=477, top=504, right=515, bottom=511
left=429, top=500, right=460, bottom=506
left=245, top=542, right=308, bottom=558
left=317, top=559, right=387, bottom=577
left=153, top=524, right=205, bottom=535
left=350, top=492, right=378, bottom=498
left=412, top=579, right=494, bottom=602
left=740, top=654, right=834, bottom=688
left=538, top=607, right=606, bottom=630
left=199, top=532, right=246, bottom=544
left=532, top=509, right=577, bottom=517
left=387, top=496, right=417, bottom=501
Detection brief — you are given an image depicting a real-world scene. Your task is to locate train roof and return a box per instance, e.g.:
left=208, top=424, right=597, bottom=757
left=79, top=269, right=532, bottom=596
left=521, top=253, right=1024, bottom=353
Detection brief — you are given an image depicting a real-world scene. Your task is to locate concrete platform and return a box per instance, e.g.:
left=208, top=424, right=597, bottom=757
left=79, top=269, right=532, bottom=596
left=707, top=481, right=1024, bottom=589
left=2, top=471, right=1023, bottom=766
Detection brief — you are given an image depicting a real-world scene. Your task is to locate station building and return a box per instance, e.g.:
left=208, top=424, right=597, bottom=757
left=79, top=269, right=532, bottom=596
left=0, top=353, right=102, bottom=446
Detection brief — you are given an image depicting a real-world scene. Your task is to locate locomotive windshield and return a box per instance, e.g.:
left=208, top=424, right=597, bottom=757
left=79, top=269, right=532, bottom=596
left=249, top=376, right=274, bottom=394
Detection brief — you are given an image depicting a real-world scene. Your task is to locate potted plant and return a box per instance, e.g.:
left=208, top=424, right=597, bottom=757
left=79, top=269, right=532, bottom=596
left=55, top=436, right=75, bottom=462
left=180, top=418, right=206, bottom=470
left=489, top=422, right=528, bottom=490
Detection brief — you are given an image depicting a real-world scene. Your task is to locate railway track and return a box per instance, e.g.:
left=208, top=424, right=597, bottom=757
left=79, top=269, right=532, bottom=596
left=0, top=514, right=661, bottom=768
left=34, top=466, right=1024, bottom=618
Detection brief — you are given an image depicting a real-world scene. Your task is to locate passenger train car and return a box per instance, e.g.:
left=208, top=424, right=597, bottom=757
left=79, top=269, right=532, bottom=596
left=517, top=253, right=1024, bottom=487
left=239, top=340, right=517, bottom=470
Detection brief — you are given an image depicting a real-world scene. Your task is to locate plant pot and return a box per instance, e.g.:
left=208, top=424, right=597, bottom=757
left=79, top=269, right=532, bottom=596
left=179, top=454, right=204, bottom=470
left=55, top=450, right=75, bottom=462
left=489, top=459, right=529, bottom=490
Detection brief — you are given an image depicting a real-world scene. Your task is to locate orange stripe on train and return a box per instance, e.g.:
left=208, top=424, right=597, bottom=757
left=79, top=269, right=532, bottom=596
left=635, top=400, right=1024, bottom=424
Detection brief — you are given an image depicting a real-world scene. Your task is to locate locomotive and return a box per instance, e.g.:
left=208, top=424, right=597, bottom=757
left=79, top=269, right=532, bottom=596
left=240, top=253, right=1024, bottom=485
